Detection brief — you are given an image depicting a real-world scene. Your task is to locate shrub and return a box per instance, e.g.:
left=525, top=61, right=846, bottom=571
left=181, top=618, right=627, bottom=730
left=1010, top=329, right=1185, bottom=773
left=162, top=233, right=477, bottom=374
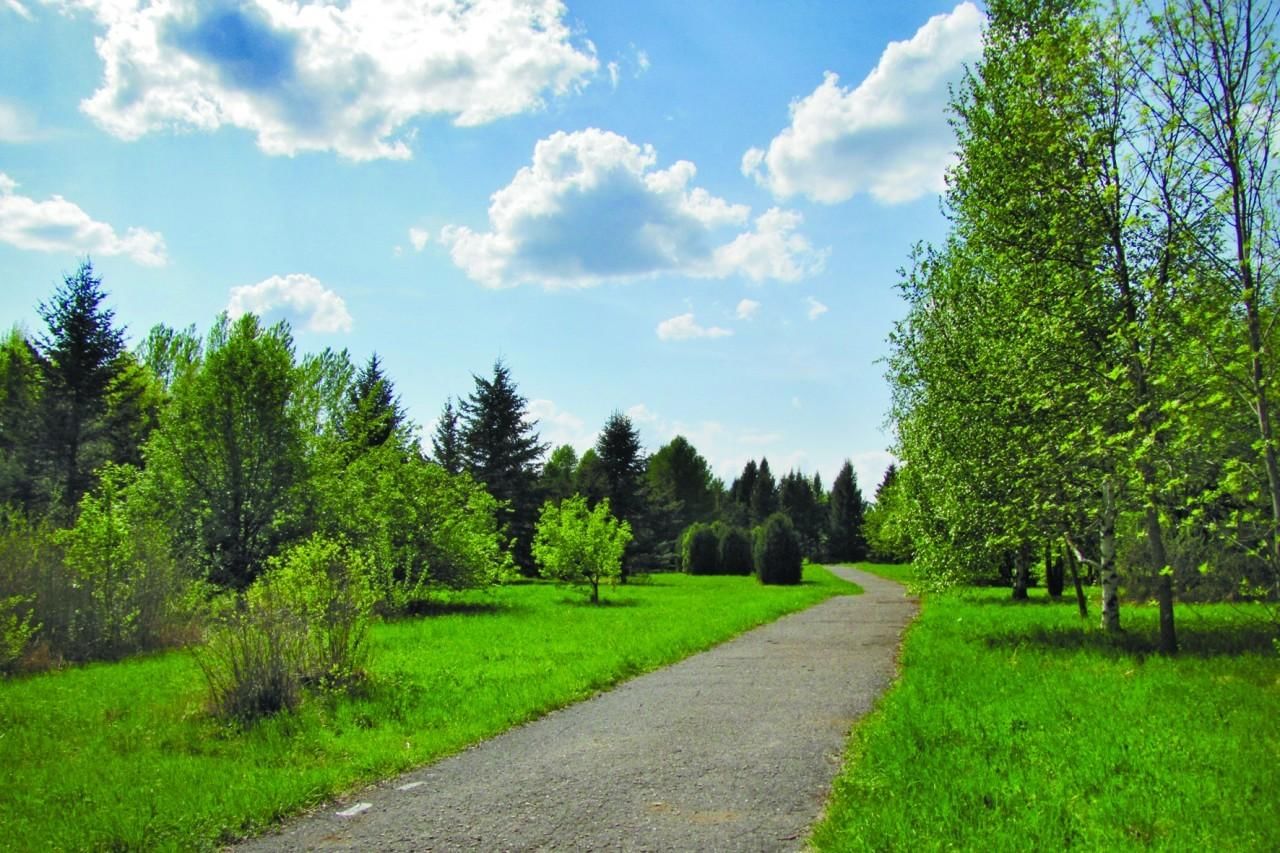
left=718, top=526, right=753, bottom=576
left=197, top=605, right=307, bottom=723
left=681, top=523, right=720, bottom=575
left=533, top=496, right=631, bottom=604
left=755, top=513, right=803, bottom=585
left=0, top=594, right=37, bottom=673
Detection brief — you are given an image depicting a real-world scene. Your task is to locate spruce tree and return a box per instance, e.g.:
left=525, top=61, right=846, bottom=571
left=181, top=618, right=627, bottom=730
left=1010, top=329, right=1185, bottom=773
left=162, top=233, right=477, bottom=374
left=828, top=460, right=867, bottom=562
left=460, top=360, right=547, bottom=572
left=431, top=398, right=463, bottom=474
left=343, top=353, right=405, bottom=453
left=595, top=412, right=650, bottom=579
left=646, top=435, right=716, bottom=527
left=36, top=261, right=132, bottom=508
left=749, top=457, right=779, bottom=524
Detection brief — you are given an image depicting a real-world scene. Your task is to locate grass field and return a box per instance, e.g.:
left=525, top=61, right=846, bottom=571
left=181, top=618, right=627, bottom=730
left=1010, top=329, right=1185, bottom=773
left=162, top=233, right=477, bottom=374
left=812, top=568, right=1280, bottom=851
left=0, top=566, right=853, bottom=850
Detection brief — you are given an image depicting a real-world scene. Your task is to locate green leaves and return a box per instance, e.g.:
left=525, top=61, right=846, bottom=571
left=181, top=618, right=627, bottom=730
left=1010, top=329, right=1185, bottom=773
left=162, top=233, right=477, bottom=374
left=532, top=495, right=632, bottom=603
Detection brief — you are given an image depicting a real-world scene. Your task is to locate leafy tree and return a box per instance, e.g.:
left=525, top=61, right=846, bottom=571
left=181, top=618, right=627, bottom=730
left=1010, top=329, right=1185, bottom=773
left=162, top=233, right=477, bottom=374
left=574, top=448, right=609, bottom=505
left=136, top=323, right=201, bottom=394
left=864, top=464, right=913, bottom=563
left=750, top=457, right=779, bottom=524
left=431, top=397, right=464, bottom=475
left=460, top=360, right=547, bottom=572
left=533, top=495, right=631, bottom=604
left=0, top=329, right=43, bottom=511
left=539, top=444, right=580, bottom=504
left=827, top=461, right=866, bottom=563
left=147, top=314, right=309, bottom=589
left=36, top=261, right=135, bottom=508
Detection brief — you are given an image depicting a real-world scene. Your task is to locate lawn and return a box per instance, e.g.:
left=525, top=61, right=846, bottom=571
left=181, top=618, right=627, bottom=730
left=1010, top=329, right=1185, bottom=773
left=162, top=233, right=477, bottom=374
left=811, top=579, right=1280, bottom=851
left=0, top=565, right=854, bottom=850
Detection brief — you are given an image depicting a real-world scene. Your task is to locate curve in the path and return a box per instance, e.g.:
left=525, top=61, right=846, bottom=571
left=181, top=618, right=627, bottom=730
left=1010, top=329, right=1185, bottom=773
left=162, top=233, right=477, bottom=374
left=237, top=566, right=918, bottom=852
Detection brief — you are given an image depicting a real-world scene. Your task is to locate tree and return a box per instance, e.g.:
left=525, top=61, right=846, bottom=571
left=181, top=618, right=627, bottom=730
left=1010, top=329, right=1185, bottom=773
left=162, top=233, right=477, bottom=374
left=341, top=353, right=406, bottom=454
left=533, top=495, right=631, bottom=604
left=647, top=435, right=716, bottom=527
left=779, top=469, right=823, bottom=558
left=36, top=261, right=134, bottom=508
left=864, top=464, right=913, bottom=563
left=147, top=314, right=309, bottom=589
left=594, top=411, right=649, bottom=578
left=460, top=360, right=547, bottom=572
left=754, top=512, right=803, bottom=585
left=539, top=444, right=580, bottom=504
left=828, top=461, right=866, bottom=563
left=730, top=459, right=759, bottom=510
left=750, top=457, right=779, bottom=524
left=431, top=398, right=463, bottom=475
left=0, top=329, right=42, bottom=511
left=574, top=448, right=609, bottom=505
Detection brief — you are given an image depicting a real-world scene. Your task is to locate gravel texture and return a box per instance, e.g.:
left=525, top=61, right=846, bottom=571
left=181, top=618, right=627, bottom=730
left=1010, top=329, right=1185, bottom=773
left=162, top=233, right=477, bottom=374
left=237, top=566, right=917, bottom=852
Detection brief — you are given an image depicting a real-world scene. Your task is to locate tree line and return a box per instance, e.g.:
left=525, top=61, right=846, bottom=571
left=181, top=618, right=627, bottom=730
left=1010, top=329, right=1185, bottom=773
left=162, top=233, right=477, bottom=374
left=0, top=262, right=878, bottom=678
left=881, top=0, right=1279, bottom=653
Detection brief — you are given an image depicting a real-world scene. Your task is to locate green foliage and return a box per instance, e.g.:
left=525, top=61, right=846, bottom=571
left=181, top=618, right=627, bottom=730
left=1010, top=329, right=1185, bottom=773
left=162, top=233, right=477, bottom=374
left=539, top=443, right=579, bottom=504
left=197, top=602, right=306, bottom=724
left=717, top=526, right=753, bottom=576
left=749, top=457, right=779, bottom=524
left=863, top=464, right=914, bottom=563
left=533, top=495, right=631, bottom=603
left=430, top=397, right=464, bottom=475
left=0, top=327, right=43, bottom=512
left=754, top=512, right=803, bottom=585
left=827, top=461, right=867, bottom=563
left=0, top=594, right=37, bottom=673
left=681, top=522, right=721, bottom=575
left=811, top=586, right=1280, bottom=850
left=647, top=435, right=716, bottom=526
left=0, top=568, right=848, bottom=849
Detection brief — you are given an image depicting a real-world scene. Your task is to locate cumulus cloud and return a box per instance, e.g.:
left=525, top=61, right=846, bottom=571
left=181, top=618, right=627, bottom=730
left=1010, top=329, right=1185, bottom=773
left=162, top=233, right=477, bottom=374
left=408, top=227, right=429, bottom=252
left=656, top=312, right=732, bottom=342
left=528, top=398, right=594, bottom=450
left=52, top=0, right=598, bottom=160
left=736, top=298, right=761, bottom=320
left=806, top=296, right=828, bottom=320
left=743, top=2, right=984, bottom=204
left=441, top=128, right=824, bottom=288
left=0, top=172, right=166, bottom=265
left=227, top=273, right=352, bottom=332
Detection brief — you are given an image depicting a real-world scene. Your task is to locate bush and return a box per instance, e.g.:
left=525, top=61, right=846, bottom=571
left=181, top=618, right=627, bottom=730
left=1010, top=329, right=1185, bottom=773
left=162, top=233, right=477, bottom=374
left=755, top=513, right=803, bottom=585
left=0, top=594, right=37, bottom=673
left=682, top=523, right=720, bottom=575
left=718, top=527, right=753, bottom=576
left=197, top=603, right=307, bottom=723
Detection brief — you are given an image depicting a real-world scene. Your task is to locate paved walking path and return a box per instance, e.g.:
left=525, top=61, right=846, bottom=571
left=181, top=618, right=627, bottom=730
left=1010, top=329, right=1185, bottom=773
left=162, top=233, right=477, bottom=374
left=239, top=566, right=918, bottom=851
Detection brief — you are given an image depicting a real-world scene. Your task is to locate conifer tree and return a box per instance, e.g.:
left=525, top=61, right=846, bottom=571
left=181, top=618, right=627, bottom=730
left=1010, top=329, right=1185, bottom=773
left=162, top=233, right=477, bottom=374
left=431, top=398, right=463, bottom=474
left=828, top=460, right=867, bottom=562
left=750, top=457, right=779, bottom=524
left=343, top=353, right=405, bottom=453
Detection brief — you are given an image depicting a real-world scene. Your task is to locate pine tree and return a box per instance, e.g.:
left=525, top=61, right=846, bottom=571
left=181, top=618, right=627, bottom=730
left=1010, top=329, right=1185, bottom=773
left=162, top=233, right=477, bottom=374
left=431, top=398, right=463, bottom=474
left=750, top=457, right=779, bottom=524
left=36, top=261, right=132, bottom=508
left=343, top=353, right=405, bottom=453
left=646, top=435, right=716, bottom=527
left=460, top=360, right=547, bottom=572
left=594, top=412, right=649, bottom=579
left=828, top=460, right=867, bottom=562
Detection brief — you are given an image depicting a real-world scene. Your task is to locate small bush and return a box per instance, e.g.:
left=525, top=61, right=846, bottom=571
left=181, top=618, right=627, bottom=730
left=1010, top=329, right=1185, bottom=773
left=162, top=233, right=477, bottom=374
left=197, top=605, right=307, bottom=723
left=0, top=594, right=37, bottom=673
left=718, top=527, right=753, bottom=576
left=682, top=523, right=720, bottom=575
left=755, top=513, right=803, bottom=585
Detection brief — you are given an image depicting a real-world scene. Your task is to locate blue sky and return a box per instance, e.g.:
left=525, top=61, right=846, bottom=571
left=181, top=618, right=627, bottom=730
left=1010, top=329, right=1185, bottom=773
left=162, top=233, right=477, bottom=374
left=0, top=0, right=984, bottom=492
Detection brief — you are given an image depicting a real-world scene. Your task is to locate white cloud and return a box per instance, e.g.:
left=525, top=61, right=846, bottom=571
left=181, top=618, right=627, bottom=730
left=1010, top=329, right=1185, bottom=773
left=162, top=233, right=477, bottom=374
left=806, top=296, right=828, bottom=320
left=528, top=398, right=594, bottom=451
left=743, top=2, right=984, bottom=204
left=408, top=227, right=429, bottom=252
left=5, top=1, right=32, bottom=20
left=626, top=403, right=659, bottom=424
left=607, top=61, right=620, bottom=88
left=441, top=128, right=824, bottom=288
left=227, top=273, right=352, bottom=332
left=656, top=312, right=732, bottom=342
left=736, top=298, right=761, bottom=320
left=0, top=172, right=167, bottom=265
left=53, top=0, right=598, bottom=160
left=635, top=49, right=650, bottom=74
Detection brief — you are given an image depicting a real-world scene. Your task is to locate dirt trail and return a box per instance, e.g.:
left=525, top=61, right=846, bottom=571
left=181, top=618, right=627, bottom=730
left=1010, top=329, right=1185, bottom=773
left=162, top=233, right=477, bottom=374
left=238, top=566, right=917, bottom=851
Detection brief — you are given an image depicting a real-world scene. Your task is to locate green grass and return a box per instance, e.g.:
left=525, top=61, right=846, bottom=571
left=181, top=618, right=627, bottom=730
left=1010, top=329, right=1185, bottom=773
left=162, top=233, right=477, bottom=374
left=811, top=585, right=1280, bottom=851
left=0, top=566, right=854, bottom=850
left=841, top=561, right=918, bottom=586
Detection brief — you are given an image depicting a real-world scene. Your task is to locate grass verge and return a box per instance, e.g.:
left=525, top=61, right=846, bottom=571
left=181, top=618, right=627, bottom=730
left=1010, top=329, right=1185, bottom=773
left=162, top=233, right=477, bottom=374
left=811, top=584, right=1280, bottom=851
left=1, top=566, right=851, bottom=850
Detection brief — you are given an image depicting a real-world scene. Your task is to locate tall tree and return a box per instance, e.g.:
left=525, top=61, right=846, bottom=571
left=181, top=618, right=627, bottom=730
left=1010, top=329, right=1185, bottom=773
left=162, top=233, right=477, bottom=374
left=147, top=314, right=309, bottom=588
left=646, top=435, right=716, bottom=526
left=0, top=328, right=42, bottom=511
left=539, top=444, right=579, bottom=503
left=595, top=412, right=645, bottom=523
left=431, top=398, right=463, bottom=475
left=574, top=448, right=609, bottom=505
left=460, top=360, right=547, bottom=572
left=828, top=461, right=867, bottom=562
left=342, top=353, right=406, bottom=454
left=779, top=469, right=823, bottom=558
left=36, top=261, right=132, bottom=508
left=750, top=457, right=779, bottom=524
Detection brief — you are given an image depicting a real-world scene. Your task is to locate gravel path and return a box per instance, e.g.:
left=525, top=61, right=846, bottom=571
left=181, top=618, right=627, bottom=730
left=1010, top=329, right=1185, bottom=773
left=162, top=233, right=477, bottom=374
left=238, top=566, right=917, bottom=851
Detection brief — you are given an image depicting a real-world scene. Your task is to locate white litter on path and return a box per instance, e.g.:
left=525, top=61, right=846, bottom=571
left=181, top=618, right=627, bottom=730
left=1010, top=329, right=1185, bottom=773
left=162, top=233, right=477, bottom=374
left=336, top=803, right=372, bottom=818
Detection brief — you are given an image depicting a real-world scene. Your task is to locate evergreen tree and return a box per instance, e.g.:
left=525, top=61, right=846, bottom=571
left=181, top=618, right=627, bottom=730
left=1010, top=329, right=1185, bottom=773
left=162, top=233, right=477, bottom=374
left=594, top=412, right=650, bottom=578
left=646, top=435, right=716, bottom=526
left=0, top=328, right=43, bottom=511
left=431, top=398, right=463, bottom=474
left=730, top=459, right=759, bottom=510
left=750, top=457, right=779, bottom=524
left=574, top=448, right=609, bottom=505
left=828, top=460, right=867, bottom=562
left=460, top=360, right=547, bottom=572
left=779, top=469, right=822, bottom=558
left=342, top=353, right=405, bottom=453
left=36, top=261, right=134, bottom=508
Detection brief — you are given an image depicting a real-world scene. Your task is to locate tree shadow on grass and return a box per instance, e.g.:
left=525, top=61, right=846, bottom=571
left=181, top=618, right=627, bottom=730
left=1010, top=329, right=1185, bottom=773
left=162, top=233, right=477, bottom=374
left=399, top=600, right=519, bottom=618
left=562, top=595, right=644, bottom=608
left=983, top=621, right=1277, bottom=659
